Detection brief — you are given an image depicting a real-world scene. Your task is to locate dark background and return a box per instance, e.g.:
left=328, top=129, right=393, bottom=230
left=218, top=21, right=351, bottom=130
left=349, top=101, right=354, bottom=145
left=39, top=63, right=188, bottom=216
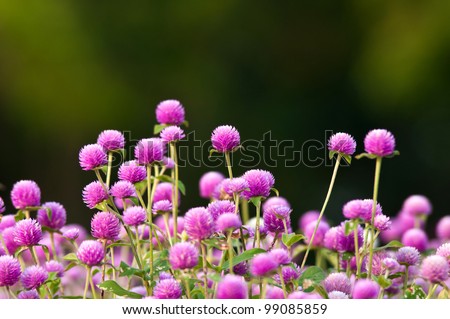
left=1, top=1, right=449, bottom=235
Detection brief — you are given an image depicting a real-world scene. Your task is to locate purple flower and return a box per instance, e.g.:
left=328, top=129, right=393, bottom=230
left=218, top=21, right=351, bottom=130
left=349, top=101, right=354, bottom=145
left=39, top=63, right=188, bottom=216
left=336, top=221, right=364, bottom=252
left=304, top=220, right=330, bottom=246
left=242, top=169, right=275, bottom=199
left=360, top=199, right=383, bottom=222
left=118, top=160, right=147, bottom=184
left=352, top=279, right=380, bottom=299
left=374, top=214, right=392, bottom=231
left=134, top=138, right=166, bottom=165
left=159, top=272, right=173, bottom=281
left=396, top=246, right=420, bottom=266
left=10, top=180, right=41, bottom=209
left=328, top=291, right=349, bottom=299
left=437, top=243, right=450, bottom=266
left=273, top=266, right=300, bottom=284
left=342, top=199, right=365, bottom=219
left=153, top=182, right=179, bottom=204
left=232, top=262, right=248, bottom=276
left=123, top=206, right=147, bottom=227
left=82, top=181, right=108, bottom=209
left=169, top=242, right=199, bottom=270
left=421, top=255, right=449, bottom=283
left=160, top=126, right=185, bottom=143
left=436, top=216, right=450, bottom=240
left=152, top=200, right=172, bottom=214
left=110, top=181, right=136, bottom=199
left=21, top=266, right=48, bottom=289
left=207, top=200, right=236, bottom=220
left=0, top=215, right=16, bottom=232
left=263, top=196, right=290, bottom=212
left=216, top=213, right=242, bottom=232
left=77, top=240, right=105, bottom=266
left=287, top=291, right=322, bottom=299
left=367, top=251, right=389, bottom=276
left=79, top=144, right=107, bottom=171
left=1, top=227, right=19, bottom=255
left=18, top=289, right=39, bottom=299
left=13, top=219, right=42, bottom=246
left=323, top=226, right=340, bottom=251
left=0, top=256, right=21, bottom=287
left=0, top=197, right=5, bottom=214
left=199, top=171, right=225, bottom=199
left=270, top=249, right=291, bottom=265
left=162, top=157, right=175, bottom=169
left=153, top=278, right=182, bottom=299
left=250, top=253, right=278, bottom=277
left=97, top=130, right=125, bottom=151
left=211, top=125, right=240, bottom=153
left=62, top=227, right=80, bottom=241
left=263, top=206, right=291, bottom=233
left=401, top=228, right=428, bottom=252
left=382, top=258, right=400, bottom=273
left=184, top=207, right=214, bottom=241
left=364, top=129, right=396, bottom=157
left=156, top=100, right=185, bottom=125
left=328, top=132, right=356, bottom=155
left=91, top=211, right=121, bottom=241
left=402, top=195, right=432, bottom=217
left=223, top=177, right=249, bottom=196
left=324, top=273, right=352, bottom=295
left=130, top=286, right=147, bottom=297
left=298, top=210, right=320, bottom=231
left=217, top=275, right=248, bottom=299
left=37, top=201, right=67, bottom=230
left=266, top=286, right=285, bottom=299
left=45, top=260, right=64, bottom=277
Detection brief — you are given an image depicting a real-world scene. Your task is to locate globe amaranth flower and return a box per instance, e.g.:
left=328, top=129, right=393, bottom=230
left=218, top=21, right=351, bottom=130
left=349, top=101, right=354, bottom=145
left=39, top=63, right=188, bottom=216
left=223, top=177, right=249, bottom=196
left=263, top=196, right=290, bottom=212
left=0, top=255, right=21, bottom=287
left=366, top=251, right=389, bottom=276
left=0, top=197, right=5, bottom=214
left=217, top=275, right=248, bottom=299
left=18, top=289, right=39, bottom=299
left=160, top=126, right=185, bottom=143
left=328, top=132, right=356, bottom=155
left=270, top=249, right=291, bottom=265
left=323, top=226, right=340, bottom=251
left=263, top=206, right=292, bottom=233
left=273, top=266, right=300, bottom=284
left=364, top=129, right=396, bottom=157
left=153, top=278, right=182, bottom=299
left=336, top=221, right=364, bottom=253
left=232, top=262, right=248, bottom=276
left=436, top=216, right=450, bottom=240
left=199, top=171, right=225, bottom=199
left=184, top=207, right=214, bottom=241
left=168, top=242, right=199, bottom=270
left=436, top=243, right=450, bottom=266
left=421, top=255, right=449, bottom=283
left=328, top=291, right=349, bottom=299
left=211, top=125, right=240, bottom=153
left=242, top=169, right=275, bottom=199
left=10, top=180, right=41, bottom=209
left=110, top=180, right=136, bottom=199
left=77, top=240, right=105, bottom=266
left=62, top=227, right=80, bottom=241
left=159, top=272, right=174, bottom=281
left=82, top=181, right=108, bottom=209
left=97, top=130, right=125, bottom=151
left=134, top=138, right=166, bottom=165
left=250, top=253, right=278, bottom=277
left=0, top=215, right=16, bottom=232
left=162, top=156, right=175, bottom=169
left=152, top=200, right=173, bottom=215
left=216, top=213, right=242, bottom=232
left=374, top=214, right=392, bottom=231
left=266, top=286, right=285, bottom=299
left=13, top=219, right=42, bottom=246
left=396, top=246, right=420, bottom=266
left=352, top=279, right=380, bottom=299
left=401, top=228, right=428, bottom=252
left=207, top=200, right=235, bottom=220
left=1, top=227, right=19, bottom=255
left=304, top=220, right=330, bottom=246
left=37, top=201, right=67, bottom=230
left=118, top=160, right=147, bottom=184
left=298, top=210, right=320, bottom=231
left=153, top=182, right=180, bottom=205
left=402, top=195, right=432, bottom=217
left=45, top=260, right=64, bottom=277
left=79, top=144, right=107, bottom=171
left=91, top=211, right=121, bottom=241
left=360, top=199, right=383, bottom=222
left=287, top=291, right=322, bottom=299
left=123, top=206, right=147, bottom=227
left=21, top=266, right=48, bottom=290
left=382, top=257, right=400, bottom=273
left=323, top=272, right=352, bottom=295
left=156, top=99, right=185, bottom=125
left=342, top=199, right=365, bottom=219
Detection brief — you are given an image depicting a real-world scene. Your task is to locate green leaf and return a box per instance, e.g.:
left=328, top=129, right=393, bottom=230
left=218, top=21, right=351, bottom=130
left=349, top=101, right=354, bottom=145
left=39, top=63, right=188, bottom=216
left=314, top=285, right=329, bottom=299
left=373, top=240, right=403, bottom=252
left=404, top=284, right=426, bottom=299
left=329, top=150, right=337, bottom=160
left=282, top=233, right=305, bottom=248
left=374, top=275, right=392, bottom=289
left=63, top=253, right=79, bottom=262
left=64, top=261, right=78, bottom=272
left=298, top=266, right=325, bottom=291
left=342, top=154, right=352, bottom=164
left=270, top=187, right=280, bottom=197
left=119, top=262, right=146, bottom=279
left=248, top=196, right=263, bottom=208
left=154, top=124, right=168, bottom=135
left=342, top=252, right=354, bottom=261
left=355, top=152, right=378, bottom=160
left=14, top=210, right=26, bottom=222
left=386, top=150, right=400, bottom=158
left=209, top=148, right=219, bottom=158
left=344, top=220, right=358, bottom=236
left=221, top=248, right=266, bottom=271
left=14, top=246, right=29, bottom=258
left=98, top=280, right=143, bottom=299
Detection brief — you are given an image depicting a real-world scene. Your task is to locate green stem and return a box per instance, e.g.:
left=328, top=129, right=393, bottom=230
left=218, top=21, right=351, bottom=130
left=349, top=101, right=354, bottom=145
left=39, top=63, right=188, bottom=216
left=30, top=246, right=40, bottom=265
left=200, top=243, right=208, bottom=298
left=106, top=151, right=113, bottom=188
left=6, top=286, right=17, bottom=299
left=255, top=201, right=262, bottom=248
left=88, top=267, right=97, bottom=299
left=241, top=198, right=249, bottom=224
left=403, top=265, right=409, bottom=295
left=101, top=239, right=107, bottom=299
left=354, top=223, right=361, bottom=277
left=49, top=232, right=58, bottom=261
left=163, top=213, right=173, bottom=246
left=261, top=278, right=268, bottom=299
left=224, top=152, right=233, bottom=179
left=301, top=154, right=342, bottom=269
left=426, top=284, right=438, bottom=299
left=83, top=267, right=90, bottom=299
left=172, top=144, right=179, bottom=244
left=277, top=268, right=288, bottom=298
left=146, top=165, right=154, bottom=296
left=367, top=157, right=382, bottom=278
left=228, top=230, right=234, bottom=274
left=183, top=276, right=191, bottom=299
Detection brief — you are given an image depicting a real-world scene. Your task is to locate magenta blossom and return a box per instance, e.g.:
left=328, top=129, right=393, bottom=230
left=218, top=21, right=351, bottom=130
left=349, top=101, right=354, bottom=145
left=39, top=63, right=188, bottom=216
left=216, top=213, right=242, bottom=232
left=153, top=279, right=182, bottom=299
left=37, top=201, right=67, bottom=230
left=160, top=126, right=185, bottom=143
left=134, top=138, right=166, bottom=165
left=79, top=144, right=107, bottom=171
left=21, top=266, right=48, bottom=290
left=156, top=100, right=185, bottom=125
left=242, top=169, right=275, bottom=199
left=0, top=256, right=21, bottom=287
left=199, top=171, right=225, bottom=199
left=82, top=181, right=108, bottom=209
left=118, top=160, right=147, bottom=184
left=207, top=200, right=235, bottom=220
left=421, top=255, right=449, bottom=283
left=97, top=130, right=125, bottom=151
left=123, top=206, right=147, bottom=227
left=402, top=195, right=432, bottom=217
left=13, top=219, right=42, bottom=247
left=211, top=125, right=240, bottom=153
left=10, top=180, right=41, bottom=209
left=77, top=240, right=105, bottom=266
left=250, top=253, right=278, bottom=277
left=110, top=180, right=136, bottom=199
left=328, top=132, right=356, bottom=155
left=364, top=129, right=396, bottom=157
left=168, top=242, right=199, bottom=270
left=91, top=211, right=121, bottom=241
left=217, top=275, right=248, bottom=299
left=184, top=207, right=214, bottom=241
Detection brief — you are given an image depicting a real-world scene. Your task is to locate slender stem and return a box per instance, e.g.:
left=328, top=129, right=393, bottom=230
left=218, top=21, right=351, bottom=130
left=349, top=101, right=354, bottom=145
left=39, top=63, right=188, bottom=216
left=171, top=144, right=179, bottom=244
left=234, top=194, right=240, bottom=214
left=30, top=246, right=40, bottom=265
left=354, top=223, right=361, bottom=277
left=106, top=151, right=113, bottom=188
left=24, top=209, right=30, bottom=219
left=254, top=201, right=262, bottom=248
left=134, top=226, right=142, bottom=259
left=228, top=230, right=234, bottom=274
left=6, top=286, right=17, bottom=299
left=239, top=228, right=247, bottom=252
left=224, top=152, right=233, bottom=179
left=101, top=239, right=107, bottom=299
left=163, top=213, right=173, bottom=246
left=183, top=276, right=191, bottom=299
left=49, top=232, right=58, bottom=261
left=261, top=278, right=268, bottom=299
left=146, top=165, right=154, bottom=296
left=110, top=248, right=116, bottom=282
left=403, top=265, right=409, bottom=295
left=378, top=270, right=389, bottom=299
left=337, top=253, right=341, bottom=272
left=301, top=154, right=342, bottom=269
left=83, top=268, right=90, bottom=299
left=88, top=267, right=97, bottom=299
left=200, top=243, right=208, bottom=298
left=277, top=268, right=288, bottom=298
left=367, top=157, right=382, bottom=278
left=282, top=218, right=289, bottom=235
left=426, top=284, right=438, bottom=299
left=241, top=198, right=249, bottom=224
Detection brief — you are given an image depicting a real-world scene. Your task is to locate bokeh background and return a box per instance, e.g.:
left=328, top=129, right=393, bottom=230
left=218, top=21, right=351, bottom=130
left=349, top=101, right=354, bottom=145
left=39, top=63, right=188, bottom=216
left=1, top=1, right=449, bottom=235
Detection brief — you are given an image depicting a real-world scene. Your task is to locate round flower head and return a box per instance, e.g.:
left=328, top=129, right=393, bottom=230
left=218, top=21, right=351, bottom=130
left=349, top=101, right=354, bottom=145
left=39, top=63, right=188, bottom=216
left=402, top=195, right=432, bottom=217
left=21, top=266, right=48, bottom=290
left=13, top=219, right=42, bottom=246
left=436, top=216, right=450, bottom=240
left=364, top=129, right=396, bottom=157
left=366, top=251, right=389, bottom=276
left=97, top=130, right=125, bottom=151
left=79, top=144, right=107, bottom=171
left=10, top=180, right=41, bottom=209
left=152, top=200, right=172, bottom=215
left=401, top=228, right=428, bottom=252
left=160, top=126, right=185, bottom=143
left=82, top=181, right=108, bottom=209
left=2, top=227, right=19, bottom=255
left=0, top=255, right=21, bottom=287
left=263, top=196, right=290, bottom=212
left=324, top=272, right=352, bottom=295
left=221, top=178, right=248, bottom=196
left=45, top=260, right=64, bottom=277
left=207, top=200, right=235, bottom=220
left=396, top=246, right=420, bottom=266
left=162, top=156, right=175, bottom=169
left=199, top=171, right=225, bottom=199
left=324, top=226, right=340, bottom=251
left=91, top=211, right=121, bottom=241
left=0, top=215, right=16, bottom=232
left=242, top=169, right=275, bottom=199
left=232, top=262, right=248, bottom=276
left=155, top=99, right=185, bottom=125
left=217, top=213, right=242, bottom=232
left=299, top=210, right=320, bottom=231
left=437, top=243, right=450, bottom=266
left=382, top=257, right=400, bottom=273
left=118, top=160, right=147, bottom=184
left=18, top=289, right=39, bottom=299
left=342, top=199, right=365, bottom=219
left=250, top=253, right=278, bottom=277
left=287, top=291, right=322, bottom=299
left=263, top=206, right=291, bottom=233
left=134, top=138, right=166, bottom=165
left=352, top=279, right=380, bottom=299
left=37, top=201, right=67, bottom=230
left=304, top=220, right=330, bottom=246
left=110, top=180, right=136, bottom=199
left=360, top=199, right=383, bottom=222
left=328, top=132, right=356, bottom=155
left=159, top=272, right=173, bottom=281
left=374, top=214, right=392, bottom=231
left=217, top=275, right=248, bottom=299
left=184, top=207, right=214, bottom=240
left=0, top=197, right=5, bottom=214
left=421, top=255, right=449, bottom=283
left=153, top=182, right=180, bottom=204
left=211, top=125, right=240, bottom=153
left=270, top=249, right=291, bottom=265
left=273, top=266, right=300, bottom=284
left=153, top=278, right=182, bottom=299
left=336, top=221, right=364, bottom=252
left=168, top=242, right=199, bottom=270
left=77, top=240, right=105, bottom=266
left=328, top=291, right=349, bottom=299
left=123, top=206, right=147, bottom=227
left=62, top=227, right=80, bottom=241
left=266, top=286, right=285, bottom=299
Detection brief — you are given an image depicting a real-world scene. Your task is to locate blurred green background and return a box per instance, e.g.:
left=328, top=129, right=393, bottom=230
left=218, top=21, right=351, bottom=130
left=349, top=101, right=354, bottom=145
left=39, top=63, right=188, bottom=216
left=1, top=1, right=449, bottom=233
